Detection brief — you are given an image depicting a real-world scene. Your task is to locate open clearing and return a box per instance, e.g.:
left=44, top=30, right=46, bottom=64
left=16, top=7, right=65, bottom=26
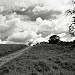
left=0, top=43, right=75, bottom=75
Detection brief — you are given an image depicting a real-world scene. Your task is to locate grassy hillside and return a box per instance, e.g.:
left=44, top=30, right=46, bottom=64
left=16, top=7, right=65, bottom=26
left=0, top=44, right=27, bottom=57
left=0, top=43, right=75, bottom=75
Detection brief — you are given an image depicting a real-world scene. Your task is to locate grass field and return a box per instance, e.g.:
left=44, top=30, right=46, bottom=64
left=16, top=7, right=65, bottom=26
left=0, top=44, right=27, bottom=57
left=0, top=43, right=75, bottom=75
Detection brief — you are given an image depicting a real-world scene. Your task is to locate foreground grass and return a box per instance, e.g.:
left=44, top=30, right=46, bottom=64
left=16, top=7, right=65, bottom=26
left=0, top=43, right=75, bottom=75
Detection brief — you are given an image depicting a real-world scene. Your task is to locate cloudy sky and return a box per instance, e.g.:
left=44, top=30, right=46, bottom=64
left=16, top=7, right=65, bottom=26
left=0, top=0, right=74, bottom=45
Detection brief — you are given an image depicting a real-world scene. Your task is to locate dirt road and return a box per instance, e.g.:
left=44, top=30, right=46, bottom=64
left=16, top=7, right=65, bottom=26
left=0, top=46, right=31, bottom=67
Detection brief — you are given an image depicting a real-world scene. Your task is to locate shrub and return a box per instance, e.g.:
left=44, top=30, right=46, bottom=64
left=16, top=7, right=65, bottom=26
left=49, top=35, right=60, bottom=44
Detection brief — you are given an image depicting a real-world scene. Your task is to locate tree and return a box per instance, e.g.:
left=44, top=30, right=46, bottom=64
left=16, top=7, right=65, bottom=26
left=49, top=35, right=60, bottom=44
left=69, top=17, right=75, bottom=36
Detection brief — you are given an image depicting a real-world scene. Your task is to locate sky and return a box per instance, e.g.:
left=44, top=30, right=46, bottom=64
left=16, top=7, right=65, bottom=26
left=0, top=0, right=74, bottom=45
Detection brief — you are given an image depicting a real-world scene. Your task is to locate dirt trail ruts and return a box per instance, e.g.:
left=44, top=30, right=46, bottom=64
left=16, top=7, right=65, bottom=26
left=0, top=46, right=31, bottom=67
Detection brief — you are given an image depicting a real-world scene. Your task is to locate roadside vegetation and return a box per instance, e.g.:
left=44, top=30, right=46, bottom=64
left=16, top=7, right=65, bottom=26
left=0, top=42, right=75, bottom=75
left=0, top=44, right=28, bottom=57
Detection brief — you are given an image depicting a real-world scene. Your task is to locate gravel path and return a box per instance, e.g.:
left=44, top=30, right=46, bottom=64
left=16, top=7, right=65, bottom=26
left=0, top=46, right=31, bottom=67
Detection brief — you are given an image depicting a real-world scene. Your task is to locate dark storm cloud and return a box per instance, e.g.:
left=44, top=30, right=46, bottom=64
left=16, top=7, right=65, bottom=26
left=14, top=6, right=62, bottom=21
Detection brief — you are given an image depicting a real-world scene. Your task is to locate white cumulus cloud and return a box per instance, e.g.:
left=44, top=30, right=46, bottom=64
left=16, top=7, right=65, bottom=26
left=0, top=0, right=74, bottom=45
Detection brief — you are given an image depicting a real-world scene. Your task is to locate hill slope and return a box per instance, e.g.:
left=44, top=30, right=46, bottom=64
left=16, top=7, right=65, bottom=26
left=0, top=43, right=75, bottom=75
left=0, top=44, right=27, bottom=57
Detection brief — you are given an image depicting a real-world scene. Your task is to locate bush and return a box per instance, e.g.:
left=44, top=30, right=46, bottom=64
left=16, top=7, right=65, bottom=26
left=49, top=35, right=60, bottom=44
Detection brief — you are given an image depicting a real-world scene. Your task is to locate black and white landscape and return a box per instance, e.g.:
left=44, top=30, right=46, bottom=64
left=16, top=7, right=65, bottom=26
left=0, top=0, right=75, bottom=75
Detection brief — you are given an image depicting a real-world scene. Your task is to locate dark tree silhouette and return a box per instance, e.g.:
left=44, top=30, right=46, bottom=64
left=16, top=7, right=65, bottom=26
left=69, top=16, right=75, bottom=36
left=49, top=35, right=60, bottom=44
